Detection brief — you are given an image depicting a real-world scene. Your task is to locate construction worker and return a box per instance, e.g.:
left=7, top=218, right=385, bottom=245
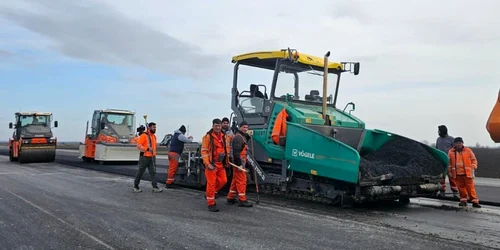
left=222, top=117, right=234, bottom=181
left=133, top=122, right=163, bottom=193
left=165, top=125, right=193, bottom=188
left=226, top=120, right=253, bottom=207
left=447, top=137, right=481, bottom=208
left=436, top=125, right=458, bottom=198
left=201, top=118, right=228, bottom=212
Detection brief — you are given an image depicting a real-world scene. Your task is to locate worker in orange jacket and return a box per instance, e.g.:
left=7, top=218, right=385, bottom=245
left=201, top=118, right=229, bottom=212
left=226, top=120, right=253, bottom=207
left=448, top=137, right=480, bottom=208
left=133, top=122, right=163, bottom=193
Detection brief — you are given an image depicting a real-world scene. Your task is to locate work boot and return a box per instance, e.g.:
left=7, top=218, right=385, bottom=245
left=165, top=183, right=175, bottom=189
left=238, top=200, right=253, bottom=207
left=458, top=202, right=467, bottom=207
left=133, top=186, right=142, bottom=193
left=152, top=186, right=163, bottom=193
left=472, top=203, right=481, bottom=208
left=208, top=204, right=219, bottom=212
left=438, top=190, right=445, bottom=197
left=226, top=199, right=237, bottom=205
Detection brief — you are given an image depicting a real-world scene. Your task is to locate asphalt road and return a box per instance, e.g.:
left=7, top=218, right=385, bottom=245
left=1, top=156, right=499, bottom=250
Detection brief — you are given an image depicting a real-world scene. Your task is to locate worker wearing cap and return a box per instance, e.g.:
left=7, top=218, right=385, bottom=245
left=201, top=118, right=229, bottom=212
left=165, top=125, right=193, bottom=188
left=226, top=120, right=253, bottom=207
left=447, top=137, right=480, bottom=208
left=436, top=125, right=458, bottom=198
left=133, top=122, right=163, bottom=193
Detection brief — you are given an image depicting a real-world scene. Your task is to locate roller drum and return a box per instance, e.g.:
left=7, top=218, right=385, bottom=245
left=18, top=146, right=56, bottom=163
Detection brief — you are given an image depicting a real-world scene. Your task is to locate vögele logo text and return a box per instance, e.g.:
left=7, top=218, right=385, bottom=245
left=293, top=149, right=315, bottom=159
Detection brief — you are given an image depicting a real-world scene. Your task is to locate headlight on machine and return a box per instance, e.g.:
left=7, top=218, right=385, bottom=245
left=23, top=140, right=29, bottom=144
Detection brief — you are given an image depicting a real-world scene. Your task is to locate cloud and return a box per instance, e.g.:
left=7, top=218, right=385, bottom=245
left=1, top=0, right=500, bottom=146
left=0, top=0, right=221, bottom=79
left=0, top=49, right=12, bottom=58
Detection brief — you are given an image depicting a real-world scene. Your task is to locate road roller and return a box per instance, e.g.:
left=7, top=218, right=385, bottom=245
left=8, top=111, right=58, bottom=163
left=79, top=108, right=140, bottom=164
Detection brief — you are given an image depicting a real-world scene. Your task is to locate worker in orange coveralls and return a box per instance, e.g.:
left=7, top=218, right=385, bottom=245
left=201, top=118, right=229, bottom=212
left=448, top=137, right=481, bottom=208
left=226, top=120, right=253, bottom=207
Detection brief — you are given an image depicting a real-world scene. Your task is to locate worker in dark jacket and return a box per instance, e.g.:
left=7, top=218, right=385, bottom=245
left=436, top=125, right=458, bottom=198
left=226, top=120, right=253, bottom=207
left=165, top=125, right=193, bottom=188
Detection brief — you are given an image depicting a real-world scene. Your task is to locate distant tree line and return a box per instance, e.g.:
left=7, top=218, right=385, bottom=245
left=420, top=140, right=498, bottom=149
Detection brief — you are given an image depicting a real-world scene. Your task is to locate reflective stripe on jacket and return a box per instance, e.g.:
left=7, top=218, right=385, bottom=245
left=448, top=147, right=477, bottom=179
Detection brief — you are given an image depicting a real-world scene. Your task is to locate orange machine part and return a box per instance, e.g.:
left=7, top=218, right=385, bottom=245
left=31, top=138, right=48, bottom=144
left=84, top=137, right=97, bottom=158
left=486, top=89, right=500, bottom=143
left=9, top=139, right=20, bottom=158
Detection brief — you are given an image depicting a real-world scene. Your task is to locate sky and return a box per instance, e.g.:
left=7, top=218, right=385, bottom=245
left=0, top=0, right=499, bottom=147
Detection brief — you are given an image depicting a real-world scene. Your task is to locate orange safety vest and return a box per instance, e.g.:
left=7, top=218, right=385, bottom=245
left=271, top=108, right=289, bottom=145
left=448, top=147, right=477, bottom=179
left=201, top=130, right=228, bottom=166
left=137, top=131, right=157, bottom=157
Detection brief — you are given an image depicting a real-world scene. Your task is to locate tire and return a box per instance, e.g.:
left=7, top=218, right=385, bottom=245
left=9, top=148, right=16, bottom=162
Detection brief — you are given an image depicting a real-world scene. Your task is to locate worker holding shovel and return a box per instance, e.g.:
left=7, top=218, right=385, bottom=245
left=226, top=120, right=253, bottom=207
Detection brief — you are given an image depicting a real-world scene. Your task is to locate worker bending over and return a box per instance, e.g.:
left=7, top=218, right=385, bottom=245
left=436, top=125, right=458, bottom=198
left=166, top=125, right=193, bottom=188
left=226, top=120, right=253, bottom=207
left=448, top=137, right=480, bottom=208
left=201, top=118, right=229, bottom=212
left=133, top=122, right=163, bottom=193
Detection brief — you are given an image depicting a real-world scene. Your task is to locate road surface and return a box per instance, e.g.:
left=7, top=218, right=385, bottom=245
left=1, top=155, right=499, bottom=249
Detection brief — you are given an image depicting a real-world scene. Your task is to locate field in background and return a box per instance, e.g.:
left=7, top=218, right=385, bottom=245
left=1, top=141, right=499, bottom=178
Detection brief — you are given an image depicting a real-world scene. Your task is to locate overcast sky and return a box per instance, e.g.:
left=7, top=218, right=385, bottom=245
left=0, top=0, right=499, bottom=147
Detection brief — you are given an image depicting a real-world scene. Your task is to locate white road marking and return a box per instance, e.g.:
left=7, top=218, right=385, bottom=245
left=0, top=187, right=115, bottom=250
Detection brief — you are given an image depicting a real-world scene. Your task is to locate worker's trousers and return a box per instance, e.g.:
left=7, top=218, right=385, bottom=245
left=441, top=176, right=458, bottom=193
left=205, top=162, right=227, bottom=206
left=227, top=165, right=248, bottom=202
left=133, top=155, right=158, bottom=188
left=455, top=175, right=479, bottom=204
left=166, top=152, right=179, bottom=185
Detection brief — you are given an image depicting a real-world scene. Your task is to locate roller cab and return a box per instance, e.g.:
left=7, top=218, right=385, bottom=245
left=80, top=109, right=140, bottom=164
left=8, top=111, right=58, bottom=163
